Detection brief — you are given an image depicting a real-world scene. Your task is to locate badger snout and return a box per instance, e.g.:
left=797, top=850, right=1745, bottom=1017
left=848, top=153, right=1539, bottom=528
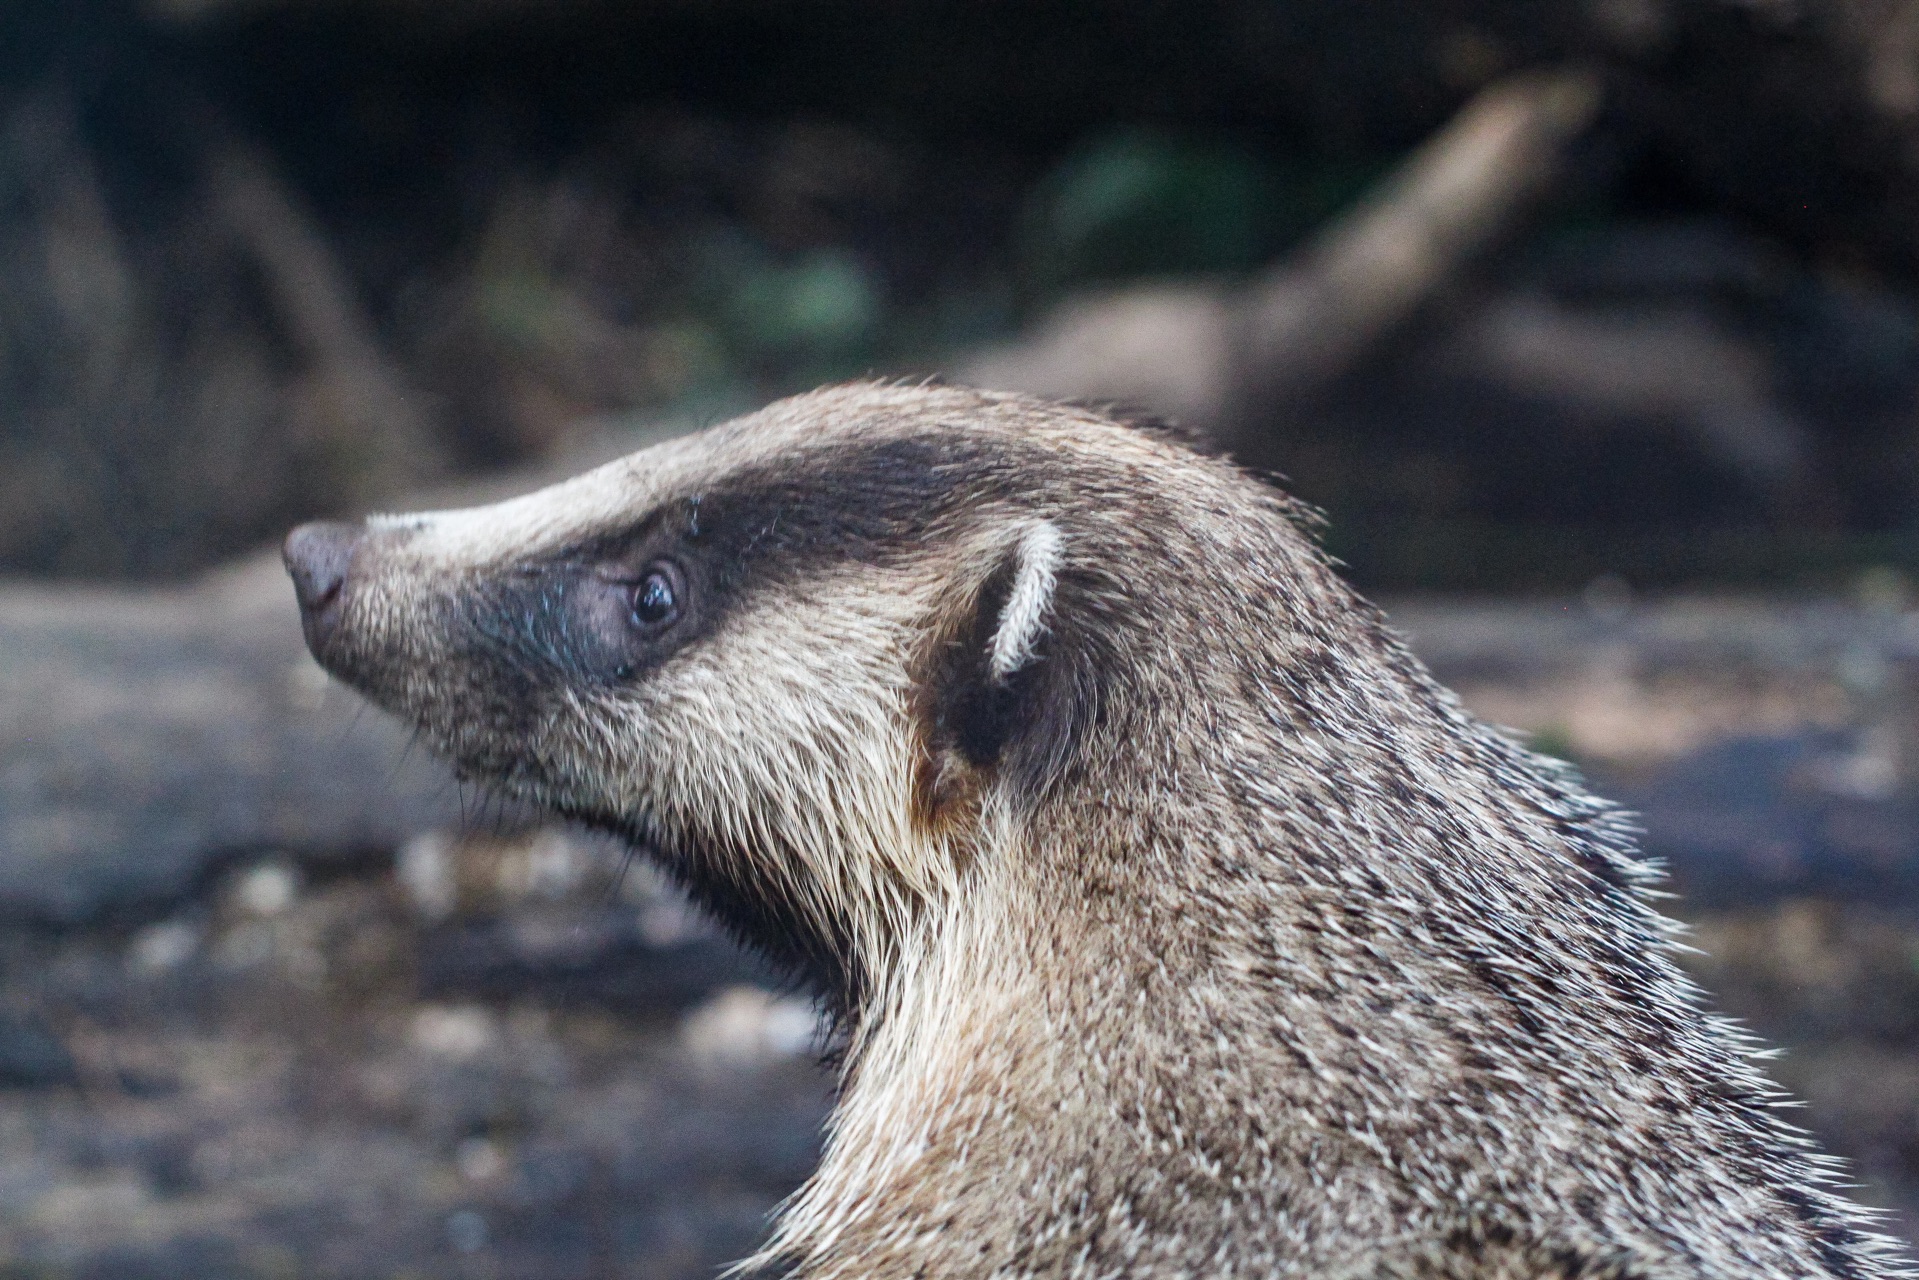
left=284, top=520, right=364, bottom=657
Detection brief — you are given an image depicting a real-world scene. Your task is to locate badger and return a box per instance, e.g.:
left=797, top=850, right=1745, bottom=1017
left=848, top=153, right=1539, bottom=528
left=285, top=383, right=1900, bottom=1279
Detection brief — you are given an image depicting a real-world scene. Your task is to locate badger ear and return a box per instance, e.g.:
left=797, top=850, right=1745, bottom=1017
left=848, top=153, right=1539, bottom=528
left=930, top=521, right=1067, bottom=774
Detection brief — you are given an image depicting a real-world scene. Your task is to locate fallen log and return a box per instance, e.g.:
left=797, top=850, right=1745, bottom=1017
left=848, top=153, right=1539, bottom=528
left=1224, top=68, right=1603, bottom=446
left=963, top=69, right=1605, bottom=450
left=0, top=553, right=459, bottom=923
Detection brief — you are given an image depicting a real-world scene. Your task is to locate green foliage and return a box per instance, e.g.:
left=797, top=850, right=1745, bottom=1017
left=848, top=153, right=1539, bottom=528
left=726, top=249, right=882, bottom=356
left=1022, top=131, right=1277, bottom=290
left=1020, top=131, right=1387, bottom=295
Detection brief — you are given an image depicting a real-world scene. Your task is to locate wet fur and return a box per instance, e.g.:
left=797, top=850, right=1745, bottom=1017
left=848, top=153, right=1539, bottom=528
left=303, top=383, right=1904, bottom=1279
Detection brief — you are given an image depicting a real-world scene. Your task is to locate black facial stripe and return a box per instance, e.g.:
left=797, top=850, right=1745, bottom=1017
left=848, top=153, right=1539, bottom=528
left=447, top=422, right=1158, bottom=821
left=458, top=557, right=712, bottom=693
left=437, top=434, right=1008, bottom=694
left=464, top=568, right=588, bottom=675
left=666, top=432, right=1039, bottom=582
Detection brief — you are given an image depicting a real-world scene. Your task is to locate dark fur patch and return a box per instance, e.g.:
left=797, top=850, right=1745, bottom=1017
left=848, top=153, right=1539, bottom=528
left=909, top=543, right=1101, bottom=821
left=605, top=812, right=871, bottom=1022
left=446, top=434, right=1007, bottom=704
left=934, top=548, right=1030, bottom=769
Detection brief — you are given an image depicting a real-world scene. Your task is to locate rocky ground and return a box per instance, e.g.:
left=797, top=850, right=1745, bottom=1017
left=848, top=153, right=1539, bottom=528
left=0, top=841, right=827, bottom=1280
left=11, top=590, right=1919, bottom=1275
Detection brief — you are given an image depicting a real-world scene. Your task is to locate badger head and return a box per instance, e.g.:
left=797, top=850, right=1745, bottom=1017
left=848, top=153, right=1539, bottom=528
left=284, top=383, right=1308, bottom=1020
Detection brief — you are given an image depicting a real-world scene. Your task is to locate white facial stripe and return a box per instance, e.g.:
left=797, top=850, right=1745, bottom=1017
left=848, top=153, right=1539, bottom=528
left=366, top=452, right=658, bottom=565
left=357, top=381, right=1129, bottom=574
left=988, top=521, right=1064, bottom=681
left=362, top=409, right=818, bottom=568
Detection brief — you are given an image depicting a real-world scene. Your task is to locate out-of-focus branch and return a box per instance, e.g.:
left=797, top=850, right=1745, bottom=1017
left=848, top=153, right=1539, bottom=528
left=964, top=69, right=1604, bottom=446
left=205, top=138, right=444, bottom=495
left=1225, top=68, right=1603, bottom=438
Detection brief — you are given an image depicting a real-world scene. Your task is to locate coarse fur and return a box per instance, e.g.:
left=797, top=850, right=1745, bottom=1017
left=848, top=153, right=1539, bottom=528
left=294, top=383, right=1906, bottom=1279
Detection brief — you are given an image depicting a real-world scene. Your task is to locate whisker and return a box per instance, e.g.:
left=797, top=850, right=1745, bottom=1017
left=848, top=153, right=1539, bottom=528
left=605, top=842, right=638, bottom=907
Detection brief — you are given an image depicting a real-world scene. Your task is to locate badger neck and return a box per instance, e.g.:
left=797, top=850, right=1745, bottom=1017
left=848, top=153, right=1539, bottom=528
left=753, top=809, right=1130, bottom=1276
left=748, top=695, right=1885, bottom=1280
left=751, top=749, right=1440, bottom=1278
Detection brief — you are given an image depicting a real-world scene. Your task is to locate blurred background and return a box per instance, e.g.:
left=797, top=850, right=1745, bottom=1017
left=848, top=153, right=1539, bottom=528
left=12, top=0, right=1919, bottom=1275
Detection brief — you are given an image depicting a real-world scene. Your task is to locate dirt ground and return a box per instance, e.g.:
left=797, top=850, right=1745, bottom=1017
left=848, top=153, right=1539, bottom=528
left=0, top=852, right=828, bottom=1280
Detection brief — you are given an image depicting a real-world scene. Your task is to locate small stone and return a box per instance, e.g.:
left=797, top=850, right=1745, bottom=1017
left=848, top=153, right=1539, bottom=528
left=455, top=1136, right=506, bottom=1183
left=410, top=1004, right=497, bottom=1061
left=516, top=830, right=586, bottom=901
left=681, top=986, right=818, bottom=1067
left=446, top=1208, right=489, bottom=1254
left=637, top=895, right=708, bottom=947
left=397, top=831, right=457, bottom=921
left=233, top=862, right=300, bottom=917
left=762, top=997, right=820, bottom=1058
left=128, top=920, right=199, bottom=975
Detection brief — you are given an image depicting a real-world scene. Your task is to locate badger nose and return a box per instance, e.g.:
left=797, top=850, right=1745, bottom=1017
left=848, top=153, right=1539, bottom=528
left=283, top=520, right=363, bottom=654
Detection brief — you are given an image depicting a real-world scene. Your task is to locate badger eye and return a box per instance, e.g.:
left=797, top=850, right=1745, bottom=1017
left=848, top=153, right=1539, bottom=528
left=629, top=564, right=683, bottom=630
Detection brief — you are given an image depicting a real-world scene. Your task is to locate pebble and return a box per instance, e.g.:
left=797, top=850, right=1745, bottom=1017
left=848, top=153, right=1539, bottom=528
left=410, top=1004, right=499, bottom=1061
left=233, top=862, right=300, bottom=917
left=128, top=920, right=199, bottom=975
left=681, top=986, right=818, bottom=1067
left=397, top=832, right=456, bottom=922
left=455, top=1136, right=507, bottom=1183
left=446, top=1207, right=489, bottom=1254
